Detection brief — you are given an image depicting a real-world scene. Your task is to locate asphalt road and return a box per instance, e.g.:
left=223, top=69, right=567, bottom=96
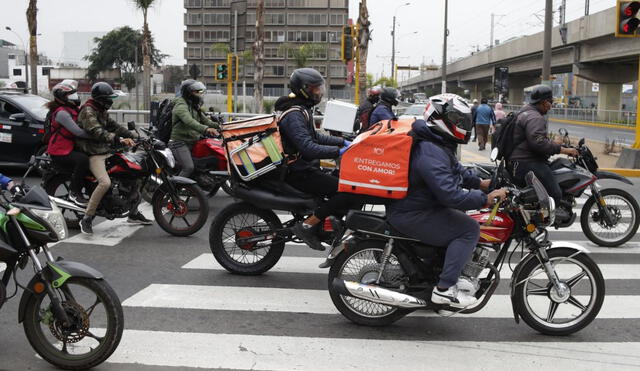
left=1, top=171, right=640, bottom=370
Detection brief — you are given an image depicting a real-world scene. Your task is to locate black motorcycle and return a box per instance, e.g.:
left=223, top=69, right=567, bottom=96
left=466, top=129, right=639, bottom=247
left=0, top=185, right=124, bottom=369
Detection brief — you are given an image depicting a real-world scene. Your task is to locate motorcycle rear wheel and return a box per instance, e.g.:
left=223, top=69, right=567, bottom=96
left=209, top=202, right=285, bottom=275
left=152, top=183, right=209, bottom=237
left=580, top=188, right=640, bottom=247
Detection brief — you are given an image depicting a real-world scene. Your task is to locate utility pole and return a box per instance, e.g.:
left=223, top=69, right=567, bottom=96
left=541, top=0, right=553, bottom=86
left=391, top=15, right=396, bottom=78
left=559, top=0, right=568, bottom=44
left=585, top=0, right=590, bottom=16
left=233, top=10, right=238, bottom=112
left=490, top=13, right=495, bottom=48
left=441, top=0, right=448, bottom=94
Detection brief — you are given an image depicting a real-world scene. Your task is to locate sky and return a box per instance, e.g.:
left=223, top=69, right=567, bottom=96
left=2, top=0, right=617, bottom=82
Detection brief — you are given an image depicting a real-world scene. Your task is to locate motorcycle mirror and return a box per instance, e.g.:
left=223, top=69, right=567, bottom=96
left=558, top=128, right=568, bottom=137
left=578, top=138, right=585, bottom=147
left=127, top=121, right=136, bottom=131
left=490, top=147, right=499, bottom=162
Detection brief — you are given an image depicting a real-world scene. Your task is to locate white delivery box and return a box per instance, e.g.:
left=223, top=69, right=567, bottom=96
left=321, top=100, right=358, bottom=133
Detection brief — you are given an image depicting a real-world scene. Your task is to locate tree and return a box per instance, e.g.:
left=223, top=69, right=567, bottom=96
left=26, top=0, right=38, bottom=94
left=356, top=0, right=371, bottom=103
left=163, top=65, right=186, bottom=93
left=253, top=0, right=265, bottom=113
left=85, top=26, right=165, bottom=91
left=373, top=77, right=397, bottom=88
left=132, top=0, right=156, bottom=110
left=366, top=73, right=374, bottom=88
left=279, top=43, right=327, bottom=68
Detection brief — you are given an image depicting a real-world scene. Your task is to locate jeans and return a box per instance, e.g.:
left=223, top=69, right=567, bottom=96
left=169, top=140, right=194, bottom=178
left=476, top=124, right=490, bottom=149
left=51, top=151, right=89, bottom=194
left=512, top=160, right=562, bottom=205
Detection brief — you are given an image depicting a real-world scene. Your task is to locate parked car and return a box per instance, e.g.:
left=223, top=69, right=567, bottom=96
left=0, top=91, right=48, bottom=167
left=398, top=103, right=426, bottom=120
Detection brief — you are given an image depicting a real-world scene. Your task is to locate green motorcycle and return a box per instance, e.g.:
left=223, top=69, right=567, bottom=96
left=0, top=185, right=124, bottom=370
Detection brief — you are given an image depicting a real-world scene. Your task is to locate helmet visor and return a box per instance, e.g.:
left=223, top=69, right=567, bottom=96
left=445, top=110, right=472, bottom=132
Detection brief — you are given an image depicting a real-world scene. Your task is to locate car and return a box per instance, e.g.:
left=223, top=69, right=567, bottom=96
left=398, top=103, right=426, bottom=120
left=0, top=91, right=49, bottom=167
left=207, top=89, right=224, bottom=95
left=113, top=89, right=128, bottom=97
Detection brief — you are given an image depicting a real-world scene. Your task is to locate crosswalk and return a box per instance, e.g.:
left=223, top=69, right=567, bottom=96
left=33, top=197, right=640, bottom=369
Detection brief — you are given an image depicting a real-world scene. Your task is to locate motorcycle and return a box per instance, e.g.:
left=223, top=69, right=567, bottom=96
left=0, top=184, right=124, bottom=369
left=327, top=154, right=605, bottom=335
left=187, top=136, right=232, bottom=197
left=465, top=129, right=640, bottom=247
left=39, top=123, right=210, bottom=237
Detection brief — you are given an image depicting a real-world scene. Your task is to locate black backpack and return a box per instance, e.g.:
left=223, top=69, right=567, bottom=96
left=492, top=111, right=523, bottom=161
left=155, top=98, right=175, bottom=144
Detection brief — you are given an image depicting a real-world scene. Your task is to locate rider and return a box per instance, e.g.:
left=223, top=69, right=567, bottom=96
left=354, top=85, right=382, bottom=132
left=275, top=68, right=357, bottom=251
left=45, top=80, right=91, bottom=206
left=76, top=82, right=147, bottom=234
left=508, top=84, right=579, bottom=223
left=387, top=93, right=507, bottom=308
left=169, top=79, right=220, bottom=178
left=368, top=87, right=399, bottom=126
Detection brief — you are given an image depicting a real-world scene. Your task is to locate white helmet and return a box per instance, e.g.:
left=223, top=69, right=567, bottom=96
left=423, top=93, right=473, bottom=144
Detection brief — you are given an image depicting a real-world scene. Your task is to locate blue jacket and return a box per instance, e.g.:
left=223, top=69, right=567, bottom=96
left=387, top=121, right=487, bottom=227
left=473, top=104, right=496, bottom=125
left=0, top=173, right=12, bottom=190
left=368, top=103, right=394, bottom=126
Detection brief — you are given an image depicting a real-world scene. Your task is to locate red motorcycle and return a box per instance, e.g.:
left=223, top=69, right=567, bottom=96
left=189, top=137, right=232, bottom=197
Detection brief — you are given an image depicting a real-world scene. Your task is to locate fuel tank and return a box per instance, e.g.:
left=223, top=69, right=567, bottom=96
left=469, top=211, right=514, bottom=244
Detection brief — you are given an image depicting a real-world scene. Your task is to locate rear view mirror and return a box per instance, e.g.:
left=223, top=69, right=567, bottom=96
left=127, top=121, right=136, bottom=131
left=9, top=113, right=26, bottom=122
left=490, top=147, right=499, bottom=162
left=578, top=138, right=585, bottom=147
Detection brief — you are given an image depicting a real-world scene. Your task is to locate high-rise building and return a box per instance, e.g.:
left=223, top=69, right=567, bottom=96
left=183, top=0, right=350, bottom=98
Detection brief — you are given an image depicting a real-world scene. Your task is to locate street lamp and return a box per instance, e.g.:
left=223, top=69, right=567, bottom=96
left=391, top=2, right=410, bottom=78
left=5, top=26, right=29, bottom=91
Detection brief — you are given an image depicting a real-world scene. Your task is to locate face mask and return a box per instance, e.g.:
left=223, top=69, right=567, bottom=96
left=100, top=98, right=113, bottom=110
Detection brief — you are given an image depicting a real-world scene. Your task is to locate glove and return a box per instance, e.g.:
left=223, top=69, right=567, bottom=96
left=339, top=146, right=349, bottom=156
left=343, top=140, right=352, bottom=147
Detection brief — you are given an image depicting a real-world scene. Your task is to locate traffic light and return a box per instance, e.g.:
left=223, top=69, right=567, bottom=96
left=341, top=25, right=354, bottom=62
left=616, top=1, right=640, bottom=37
left=229, top=54, right=239, bottom=82
left=215, top=63, right=228, bottom=81
left=189, top=63, right=200, bottom=80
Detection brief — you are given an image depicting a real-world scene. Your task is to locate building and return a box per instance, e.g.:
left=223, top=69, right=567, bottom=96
left=0, top=39, right=20, bottom=79
left=183, top=0, right=350, bottom=98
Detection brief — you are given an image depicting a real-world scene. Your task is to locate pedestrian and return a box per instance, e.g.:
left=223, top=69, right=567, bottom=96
left=470, top=99, right=479, bottom=142
left=472, top=98, right=495, bottom=151
left=489, top=102, right=507, bottom=145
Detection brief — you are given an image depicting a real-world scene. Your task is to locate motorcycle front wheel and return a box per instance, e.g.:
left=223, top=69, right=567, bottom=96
left=580, top=188, right=640, bottom=247
left=152, top=183, right=209, bottom=237
left=209, top=202, right=285, bottom=275
left=44, top=175, right=84, bottom=229
left=512, top=247, right=604, bottom=336
left=22, top=277, right=124, bottom=370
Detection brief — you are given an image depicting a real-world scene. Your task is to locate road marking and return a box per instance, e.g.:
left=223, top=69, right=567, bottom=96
left=106, top=330, right=640, bottom=369
left=122, top=284, right=640, bottom=318
left=183, top=254, right=640, bottom=279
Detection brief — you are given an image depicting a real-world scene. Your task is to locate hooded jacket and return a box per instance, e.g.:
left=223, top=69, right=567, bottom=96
left=368, top=102, right=394, bottom=126
left=387, top=120, right=487, bottom=229
left=170, top=96, right=219, bottom=144
left=509, top=104, right=561, bottom=162
left=75, top=99, right=136, bottom=156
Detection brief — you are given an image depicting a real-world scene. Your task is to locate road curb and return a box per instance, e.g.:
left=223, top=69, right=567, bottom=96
left=551, top=118, right=634, bottom=131
left=600, top=167, right=640, bottom=177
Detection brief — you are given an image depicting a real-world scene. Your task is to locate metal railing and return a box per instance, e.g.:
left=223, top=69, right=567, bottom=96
left=108, top=110, right=325, bottom=126
left=501, top=104, right=637, bottom=127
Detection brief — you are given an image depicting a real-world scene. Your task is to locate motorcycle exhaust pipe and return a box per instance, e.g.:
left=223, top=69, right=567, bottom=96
left=331, top=278, right=427, bottom=309
left=49, top=196, right=85, bottom=213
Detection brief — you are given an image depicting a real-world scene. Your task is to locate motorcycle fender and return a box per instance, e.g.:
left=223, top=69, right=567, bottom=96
left=168, top=175, right=197, bottom=185
left=595, top=171, right=633, bottom=185
left=549, top=241, right=590, bottom=254
left=18, top=261, right=103, bottom=323
left=318, top=244, right=347, bottom=269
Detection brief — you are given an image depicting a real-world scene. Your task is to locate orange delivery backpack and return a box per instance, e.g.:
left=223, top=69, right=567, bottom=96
left=338, top=118, right=415, bottom=199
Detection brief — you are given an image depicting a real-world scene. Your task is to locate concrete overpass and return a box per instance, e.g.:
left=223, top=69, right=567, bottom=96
left=401, top=6, right=640, bottom=113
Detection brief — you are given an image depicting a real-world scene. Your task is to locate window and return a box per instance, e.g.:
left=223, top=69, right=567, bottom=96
left=329, top=48, right=341, bottom=60
left=204, top=13, right=230, bottom=25
left=246, top=12, right=256, bottom=25
left=330, top=14, right=346, bottom=25
left=12, top=69, right=22, bottom=76
left=265, top=13, right=286, bottom=25
left=0, top=100, right=22, bottom=119
left=203, top=47, right=227, bottom=59
left=244, top=64, right=255, bottom=77
left=330, top=64, right=346, bottom=78
left=41, top=67, right=52, bottom=76
left=288, top=0, right=328, bottom=7
left=185, top=0, right=202, bottom=8
left=185, top=30, right=202, bottom=42
left=202, top=64, right=215, bottom=77
left=329, top=0, right=347, bottom=7
left=265, top=65, right=285, bottom=77
left=245, top=30, right=256, bottom=42
left=186, top=47, right=202, bottom=59
left=265, top=30, right=285, bottom=42
left=328, top=31, right=339, bottom=43
left=287, top=13, right=327, bottom=25
left=287, top=31, right=326, bottom=43
left=265, top=47, right=284, bottom=59
left=310, top=48, right=327, bottom=60
left=203, top=0, right=229, bottom=7
left=186, top=13, right=202, bottom=25
left=204, top=30, right=230, bottom=42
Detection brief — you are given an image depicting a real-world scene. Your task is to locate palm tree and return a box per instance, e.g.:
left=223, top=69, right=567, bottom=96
left=356, top=0, right=371, bottom=103
left=26, top=0, right=38, bottom=94
left=253, top=0, right=265, bottom=113
left=279, top=44, right=327, bottom=69
left=132, top=0, right=156, bottom=110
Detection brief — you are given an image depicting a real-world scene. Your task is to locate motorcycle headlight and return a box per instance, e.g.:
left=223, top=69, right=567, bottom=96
left=159, top=148, right=176, bottom=169
left=31, top=202, right=68, bottom=241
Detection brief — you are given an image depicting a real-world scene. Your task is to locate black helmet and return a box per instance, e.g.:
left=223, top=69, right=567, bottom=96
left=529, top=84, right=553, bottom=105
left=180, top=79, right=206, bottom=107
left=91, top=82, right=118, bottom=109
left=289, top=68, right=325, bottom=105
left=380, top=87, right=401, bottom=106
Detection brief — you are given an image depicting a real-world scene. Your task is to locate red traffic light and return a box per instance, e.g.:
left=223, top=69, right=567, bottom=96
left=623, top=18, right=640, bottom=33
left=622, top=1, right=640, bottom=16
left=617, top=1, right=640, bottom=37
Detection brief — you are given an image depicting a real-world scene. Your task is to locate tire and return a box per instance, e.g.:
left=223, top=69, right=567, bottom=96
left=152, top=183, right=209, bottom=237
left=44, top=174, right=83, bottom=229
left=580, top=188, right=640, bottom=247
left=512, top=248, right=605, bottom=336
left=328, top=239, right=412, bottom=326
left=209, top=202, right=284, bottom=275
left=22, top=277, right=124, bottom=370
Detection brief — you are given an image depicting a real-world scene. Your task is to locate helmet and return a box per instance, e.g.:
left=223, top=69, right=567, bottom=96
left=379, top=87, right=400, bottom=106
left=289, top=68, right=325, bottom=105
left=180, top=79, right=206, bottom=106
left=529, top=84, right=553, bottom=105
left=423, top=93, right=473, bottom=144
left=52, top=79, right=79, bottom=106
left=90, top=82, right=118, bottom=109
left=366, top=86, right=382, bottom=103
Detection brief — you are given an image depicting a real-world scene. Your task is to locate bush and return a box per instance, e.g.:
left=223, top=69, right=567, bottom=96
left=263, top=99, right=275, bottom=113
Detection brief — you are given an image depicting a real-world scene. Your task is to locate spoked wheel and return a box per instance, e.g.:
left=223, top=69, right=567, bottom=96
left=328, top=240, right=412, bottom=326
left=513, top=248, right=605, bottom=336
left=152, top=183, right=209, bottom=237
left=209, top=202, right=284, bottom=275
left=580, top=189, right=640, bottom=247
left=44, top=175, right=85, bottom=229
left=22, top=277, right=124, bottom=370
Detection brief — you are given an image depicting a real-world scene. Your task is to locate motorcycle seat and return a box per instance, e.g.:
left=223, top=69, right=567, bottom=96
left=346, top=210, right=423, bottom=243
left=234, top=182, right=316, bottom=213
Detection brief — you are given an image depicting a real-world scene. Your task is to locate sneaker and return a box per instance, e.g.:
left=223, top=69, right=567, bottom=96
left=431, top=285, right=477, bottom=308
left=292, top=222, right=325, bottom=251
left=69, top=192, right=89, bottom=207
left=456, top=276, right=480, bottom=296
left=127, top=212, right=153, bottom=225
left=80, top=215, right=94, bottom=235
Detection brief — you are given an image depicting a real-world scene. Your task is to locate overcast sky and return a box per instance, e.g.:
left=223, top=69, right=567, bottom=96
left=3, top=0, right=616, bottom=81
